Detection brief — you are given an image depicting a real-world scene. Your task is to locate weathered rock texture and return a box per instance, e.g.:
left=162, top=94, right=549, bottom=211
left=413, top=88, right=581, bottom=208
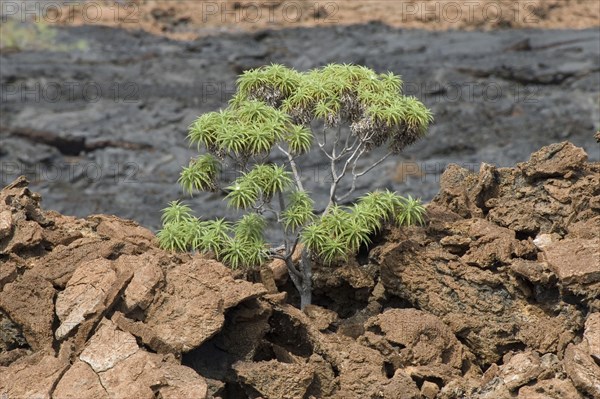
left=0, top=176, right=261, bottom=399
left=1, top=142, right=599, bottom=398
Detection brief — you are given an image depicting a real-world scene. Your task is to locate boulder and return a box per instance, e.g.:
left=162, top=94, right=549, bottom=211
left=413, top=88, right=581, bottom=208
left=0, top=353, right=69, bottom=398
left=234, top=360, right=314, bottom=399
left=364, top=308, right=465, bottom=370
left=55, top=259, right=118, bottom=340
left=138, top=258, right=266, bottom=353
left=519, top=142, right=588, bottom=180
left=584, top=313, right=600, bottom=362
left=564, top=343, right=600, bottom=398
left=78, top=318, right=208, bottom=399
left=542, top=238, right=600, bottom=286
left=0, top=272, right=56, bottom=352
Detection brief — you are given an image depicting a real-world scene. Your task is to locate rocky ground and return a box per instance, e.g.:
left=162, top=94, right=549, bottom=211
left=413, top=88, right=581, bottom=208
left=1, top=22, right=599, bottom=240
left=1, top=141, right=598, bottom=398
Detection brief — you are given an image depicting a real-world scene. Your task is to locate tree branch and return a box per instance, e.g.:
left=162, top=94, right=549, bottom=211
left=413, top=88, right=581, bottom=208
left=276, top=144, right=305, bottom=191
left=338, top=150, right=393, bottom=202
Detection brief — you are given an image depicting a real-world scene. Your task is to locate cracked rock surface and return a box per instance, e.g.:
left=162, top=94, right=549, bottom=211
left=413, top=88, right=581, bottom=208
left=0, top=141, right=599, bottom=398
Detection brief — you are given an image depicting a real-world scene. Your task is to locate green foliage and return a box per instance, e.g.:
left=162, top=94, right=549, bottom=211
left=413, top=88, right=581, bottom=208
left=160, top=200, right=193, bottom=224
left=298, top=190, right=425, bottom=265
left=178, top=154, right=220, bottom=194
left=225, top=178, right=259, bottom=209
left=222, top=238, right=268, bottom=269
left=156, top=220, right=189, bottom=252
left=246, top=164, right=292, bottom=198
left=396, top=195, right=427, bottom=227
left=235, top=213, right=266, bottom=242
left=285, top=125, right=313, bottom=155
left=159, top=63, right=431, bottom=274
left=281, top=191, right=314, bottom=232
left=225, top=164, right=292, bottom=209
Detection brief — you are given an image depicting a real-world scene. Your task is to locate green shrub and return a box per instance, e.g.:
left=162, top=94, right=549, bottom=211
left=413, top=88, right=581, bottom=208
left=158, top=63, right=432, bottom=308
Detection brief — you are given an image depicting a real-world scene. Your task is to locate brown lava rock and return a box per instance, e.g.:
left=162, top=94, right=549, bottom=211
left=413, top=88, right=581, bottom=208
left=0, top=141, right=598, bottom=398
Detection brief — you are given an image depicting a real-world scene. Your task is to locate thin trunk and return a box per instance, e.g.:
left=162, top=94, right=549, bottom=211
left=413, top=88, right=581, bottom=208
left=299, top=248, right=312, bottom=310
left=284, top=257, right=303, bottom=297
left=284, top=249, right=313, bottom=309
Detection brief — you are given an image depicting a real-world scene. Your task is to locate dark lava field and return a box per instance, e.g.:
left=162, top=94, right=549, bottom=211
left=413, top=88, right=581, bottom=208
left=1, top=23, right=599, bottom=238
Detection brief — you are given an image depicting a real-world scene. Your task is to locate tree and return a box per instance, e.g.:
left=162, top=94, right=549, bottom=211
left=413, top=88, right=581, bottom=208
left=158, top=63, right=432, bottom=309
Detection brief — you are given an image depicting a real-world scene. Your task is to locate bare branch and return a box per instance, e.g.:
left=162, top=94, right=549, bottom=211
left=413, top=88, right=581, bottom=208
left=317, top=140, right=334, bottom=160
left=276, top=144, right=305, bottom=191
left=338, top=150, right=394, bottom=202
left=356, top=150, right=393, bottom=178
left=286, top=235, right=300, bottom=261
left=277, top=191, right=289, bottom=252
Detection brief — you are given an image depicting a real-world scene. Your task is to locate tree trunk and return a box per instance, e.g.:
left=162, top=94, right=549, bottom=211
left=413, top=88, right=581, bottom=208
left=299, top=248, right=312, bottom=310
left=283, top=248, right=313, bottom=310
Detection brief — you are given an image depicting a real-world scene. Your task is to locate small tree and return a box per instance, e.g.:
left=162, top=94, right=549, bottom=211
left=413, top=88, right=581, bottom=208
left=158, top=64, right=432, bottom=309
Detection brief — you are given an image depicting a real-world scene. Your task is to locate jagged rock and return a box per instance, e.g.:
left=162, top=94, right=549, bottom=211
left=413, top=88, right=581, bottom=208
left=306, top=353, right=337, bottom=397
left=55, top=259, right=119, bottom=340
left=434, top=163, right=481, bottom=218
left=0, top=310, right=28, bottom=356
left=0, top=272, right=56, bottom=352
left=518, top=378, right=584, bottom=399
left=376, top=230, right=583, bottom=365
left=77, top=318, right=208, bottom=399
left=421, top=380, right=441, bottom=399
left=363, top=308, right=465, bottom=370
left=88, top=214, right=157, bottom=250
left=509, top=259, right=556, bottom=285
left=0, top=353, right=69, bottom=398
left=0, top=176, right=50, bottom=226
left=33, top=237, right=113, bottom=288
left=432, top=143, right=600, bottom=236
left=0, top=209, right=13, bottom=240
left=519, top=142, right=588, bottom=180
left=326, top=332, right=422, bottom=398
left=116, top=253, right=164, bottom=312
left=532, top=233, right=561, bottom=250
left=453, top=218, right=529, bottom=268
left=234, top=360, right=314, bottom=399
left=403, top=364, right=463, bottom=387
left=79, top=319, right=139, bottom=373
left=564, top=343, right=600, bottom=397
left=0, top=219, right=43, bottom=254
left=542, top=238, right=600, bottom=286
left=584, top=313, right=600, bottom=362
left=139, top=258, right=266, bottom=353
left=53, top=361, right=108, bottom=399
left=567, top=216, right=600, bottom=240
left=499, top=351, right=542, bottom=391
left=303, top=304, right=339, bottom=332
left=381, top=369, right=422, bottom=399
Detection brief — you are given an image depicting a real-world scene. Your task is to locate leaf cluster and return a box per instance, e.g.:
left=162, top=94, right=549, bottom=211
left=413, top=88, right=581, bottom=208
left=157, top=201, right=269, bottom=269
left=234, top=63, right=432, bottom=153
left=225, top=164, right=292, bottom=209
left=301, top=191, right=426, bottom=264
left=281, top=190, right=315, bottom=232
